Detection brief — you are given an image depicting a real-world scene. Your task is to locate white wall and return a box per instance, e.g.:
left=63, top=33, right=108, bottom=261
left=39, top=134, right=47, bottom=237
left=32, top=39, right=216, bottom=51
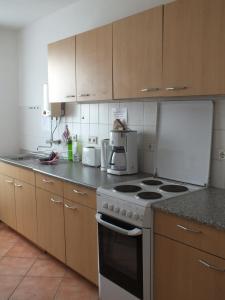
left=0, top=27, right=19, bottom=155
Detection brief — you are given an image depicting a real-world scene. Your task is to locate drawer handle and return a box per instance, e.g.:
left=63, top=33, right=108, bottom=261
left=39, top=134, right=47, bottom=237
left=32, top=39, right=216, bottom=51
left=78, top=93, right=90, bottom=97
left=65, top=95, right=76, bottom=98
left=64, top=203, right=77, bottom=210
left=198, top=259, right=225, bottom=273
left=5, top=180, right=13, bottom=184
left=50, top=198, right=63, bottom=204
left=140, top=88, right=160, bottom=92
left=73, top=189, right=87, bottom=196
left=14, top=183, right=23, bottom=188
left=166, top=86, right=188, bottom=91
left=42, top=179, right=54, bottom=184
left=177, top=224, right=201, bottom=234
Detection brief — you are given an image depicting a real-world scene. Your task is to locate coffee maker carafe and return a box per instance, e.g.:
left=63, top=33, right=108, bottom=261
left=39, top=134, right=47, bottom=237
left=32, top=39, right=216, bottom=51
left=107, top=130, right=138, bottom=175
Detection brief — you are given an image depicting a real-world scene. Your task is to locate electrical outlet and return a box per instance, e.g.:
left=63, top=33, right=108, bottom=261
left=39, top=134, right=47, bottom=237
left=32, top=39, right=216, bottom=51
left=218, top=149, right=225, bottom=160
left=88, top=136, right=98, bottom=144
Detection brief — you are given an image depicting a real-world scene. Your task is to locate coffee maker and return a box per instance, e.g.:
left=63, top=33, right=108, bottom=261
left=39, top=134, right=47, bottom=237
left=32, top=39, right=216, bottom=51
left=107, top=130, right=138, bottom=175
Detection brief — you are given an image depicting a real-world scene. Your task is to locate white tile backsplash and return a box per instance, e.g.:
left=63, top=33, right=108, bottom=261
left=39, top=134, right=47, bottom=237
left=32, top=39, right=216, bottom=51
left=19, top=98, right=225, bottom=188
left=72, top=103, right=80, bottom=123
left=80, top=104, right=90, bottom=123
left=90, top=104, right=99, bottom=124
left=99, top=103, right=109, bottom=124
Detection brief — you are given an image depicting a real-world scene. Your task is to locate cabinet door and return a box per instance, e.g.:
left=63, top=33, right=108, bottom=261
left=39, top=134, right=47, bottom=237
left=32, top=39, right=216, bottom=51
left=76, top=24, right=112, bottom=101
left=14, top=180, right=37, bottom=243
left=64, top=199, right=98, bottom=285
left=154, top=234, right=225, bottom=300
left=36, top=188, right=65, bottom=262
left=163, top=0, right=225, bottom=96
left=0, top=175, right=16, bottom=229
left=113, top=7, right=163, bottom=99
left=48, top=36, right=76, bottom=103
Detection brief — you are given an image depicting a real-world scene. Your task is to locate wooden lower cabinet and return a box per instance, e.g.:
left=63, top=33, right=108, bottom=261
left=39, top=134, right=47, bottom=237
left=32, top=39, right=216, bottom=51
left=14, top=180, right=37, bottom=243
left=36, top=188, right=65, bottom=262
left=154, top=234, right=225, bottom=300
left=0, top=175, right=16, bottom=229
left=64, top=199, right=98, bottom=285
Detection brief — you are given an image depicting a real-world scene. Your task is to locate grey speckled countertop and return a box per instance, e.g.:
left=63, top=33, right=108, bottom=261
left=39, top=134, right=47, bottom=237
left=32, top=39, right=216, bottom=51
left=153, top=188, right=225, bottom=231
left=0, top=156, right=149, bottom=189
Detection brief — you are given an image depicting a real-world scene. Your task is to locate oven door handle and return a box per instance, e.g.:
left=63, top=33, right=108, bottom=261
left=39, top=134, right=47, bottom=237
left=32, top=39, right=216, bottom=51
left=96, top=213, right=142, bottom=237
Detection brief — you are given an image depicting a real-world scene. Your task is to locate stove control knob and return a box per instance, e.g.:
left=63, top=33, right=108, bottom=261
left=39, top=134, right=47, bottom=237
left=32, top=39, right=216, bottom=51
left=121, top=209, right=126, bottom=216
left=114, top=207, right=120, bottom=213
left=103, top=203, right=108, bottom=209
left=126, top=211, right=133, bottom=218
left=109, top=204, right=114, bottom=211
left=133, top=213, right=139, bottom=220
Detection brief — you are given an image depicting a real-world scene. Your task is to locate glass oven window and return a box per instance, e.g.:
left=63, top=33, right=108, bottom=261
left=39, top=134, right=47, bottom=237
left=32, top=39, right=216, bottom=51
left=99, top=214, right=143, bottom=299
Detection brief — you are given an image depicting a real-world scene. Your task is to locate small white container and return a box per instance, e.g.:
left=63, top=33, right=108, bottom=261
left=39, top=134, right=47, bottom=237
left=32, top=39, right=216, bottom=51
left=82, top=147, right=101, bottom=167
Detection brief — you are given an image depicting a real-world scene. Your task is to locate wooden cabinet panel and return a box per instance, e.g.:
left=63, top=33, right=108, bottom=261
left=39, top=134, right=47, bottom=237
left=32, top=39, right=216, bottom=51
left=163, top=0, right=225, bottom=97
left=35, top=173, right=63, bottom=196
left=0, top=162, right=34, bottom=185
left=36, top=188, right=65, bottom=262
left=154, top=210, right=225, bottom=260
left=76, top=24, right=112, bottom=101
left=113, top=7, right=163, bottom=99
left=64, top=199, right=98, bottom=285
left=48, top=36, right=76, bottom=103
left=63, top=182, right=96, bottom=209
left=15, top=180, right=37, bottom=243
left=154, top=234, right=225, bottom=300
left=0, top=175, right=16, bottom=229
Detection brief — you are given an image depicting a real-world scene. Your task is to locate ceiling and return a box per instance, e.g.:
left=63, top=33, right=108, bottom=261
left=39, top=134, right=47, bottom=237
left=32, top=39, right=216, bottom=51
left=0, top=0, right=80, bottom=29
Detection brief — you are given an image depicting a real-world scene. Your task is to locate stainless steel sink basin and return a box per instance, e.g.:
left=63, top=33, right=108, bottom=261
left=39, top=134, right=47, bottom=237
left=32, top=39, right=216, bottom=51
left=6, top=153, right=46, bottom=161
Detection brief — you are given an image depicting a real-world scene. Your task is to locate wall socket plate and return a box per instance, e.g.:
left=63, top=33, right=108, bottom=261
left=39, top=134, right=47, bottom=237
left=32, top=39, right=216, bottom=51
left=88, top=136, right=98, bottom=144
left=218, top=149, right=225, bottom=160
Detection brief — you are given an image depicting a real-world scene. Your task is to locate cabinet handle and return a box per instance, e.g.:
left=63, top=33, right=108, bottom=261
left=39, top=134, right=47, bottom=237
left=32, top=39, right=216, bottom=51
left=166, top=86, right=188, bottom=91
left=50, top=198, right=63, bottom=204
left=78, top=93, right=90, bottom=97
left=73, top=189, right=87, bottom=196
left=198, top=259, right=225, bottom=273
left=42, top=179, right=54, bottom=184
left=14, top=183, right=23, bottom=188
left=140, top=88, right=160, bottom=92
left=65, top=95, right=76, bottom=98
left=177, top=224, right=201, bottom=234
left=64, top=203, right=77, bottom=210
left=5, top=180, right=13, bottom=184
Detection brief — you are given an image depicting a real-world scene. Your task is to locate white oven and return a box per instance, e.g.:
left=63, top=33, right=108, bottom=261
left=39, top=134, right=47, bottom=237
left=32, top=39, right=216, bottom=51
left=96, top=213, right=150, bottom=300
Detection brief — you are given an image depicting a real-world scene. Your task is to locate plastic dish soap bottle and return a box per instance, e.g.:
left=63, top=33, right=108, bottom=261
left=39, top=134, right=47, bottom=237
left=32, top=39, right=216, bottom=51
left=67, top=137, right=73, bottom=161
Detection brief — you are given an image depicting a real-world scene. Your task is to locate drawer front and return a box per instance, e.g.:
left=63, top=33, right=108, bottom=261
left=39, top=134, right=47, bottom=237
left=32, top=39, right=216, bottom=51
left=63, top=182, right=96, bottom=209
left=35, top=173, right=63, bottom=196
left=0, top=162, right=34, bottom=185
left=154, top=210, right=225, bottom=260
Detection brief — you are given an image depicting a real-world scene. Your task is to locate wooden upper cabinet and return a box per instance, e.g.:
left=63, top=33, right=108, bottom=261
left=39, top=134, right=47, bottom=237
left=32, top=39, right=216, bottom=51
left=163, top=0, right=225, bottom=97
left=48, top=36, right=76, bottom=103
left=76, top=24, right=113, bottom=102
left=113, top=7, right=163, bottom=99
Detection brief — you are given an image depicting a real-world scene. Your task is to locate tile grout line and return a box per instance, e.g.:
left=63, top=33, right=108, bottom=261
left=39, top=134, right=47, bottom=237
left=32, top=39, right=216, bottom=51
left=8, top=256, right=40, bottom=299
left=7, top=275, right=25, bottom=300
left=52, top=276, right=64, bottom=300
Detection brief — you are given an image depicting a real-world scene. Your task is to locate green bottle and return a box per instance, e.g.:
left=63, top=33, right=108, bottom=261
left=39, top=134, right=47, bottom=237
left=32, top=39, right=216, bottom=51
left=67, top=138, right=73, bottom=161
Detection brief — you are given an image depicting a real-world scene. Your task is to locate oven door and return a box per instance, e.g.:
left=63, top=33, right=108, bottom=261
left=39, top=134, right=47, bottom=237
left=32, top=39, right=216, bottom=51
left=96, top=213, right=143, bottom=299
